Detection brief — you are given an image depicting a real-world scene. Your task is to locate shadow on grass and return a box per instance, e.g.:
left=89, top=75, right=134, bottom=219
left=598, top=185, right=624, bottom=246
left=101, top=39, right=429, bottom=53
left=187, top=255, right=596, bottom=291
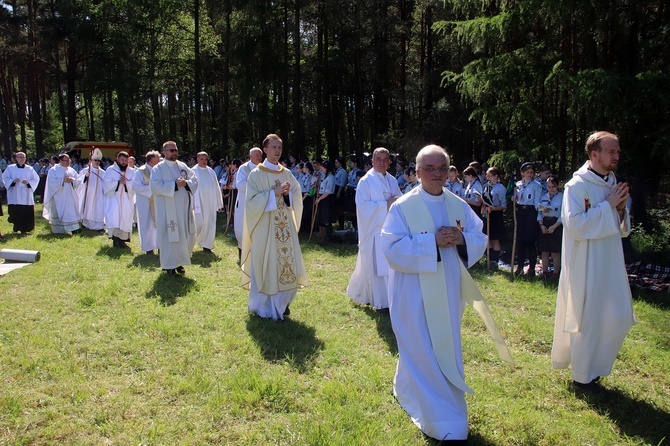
left=633, top=289, right=670, bottom=311
left=131, top=252, right=161, bottom=269
left=574, top=385, right=670, bottom=445
left=191, top=250, right=220, bottom=267
left=361, top=306, right=398, bottom=355
left=145, top=273, right=196, bottom=306
left=36, top=232, right=73, bottom=241
left=246, top=316, right=324, bottom=373
left=95, top=245, right=132, bottom=259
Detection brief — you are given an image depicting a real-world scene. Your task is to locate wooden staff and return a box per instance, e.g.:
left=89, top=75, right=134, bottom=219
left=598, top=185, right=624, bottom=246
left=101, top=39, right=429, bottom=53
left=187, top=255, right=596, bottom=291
left=223, top=168, right=235, bottom=233
left=308, top=175, right=321, bottom=241
left=511, top=197, right=518, bottom=280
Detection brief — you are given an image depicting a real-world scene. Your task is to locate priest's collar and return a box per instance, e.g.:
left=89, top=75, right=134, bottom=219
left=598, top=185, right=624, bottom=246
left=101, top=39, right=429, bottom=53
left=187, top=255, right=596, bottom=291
left=17, top=163, right=25, bottom=168
left=262, top=159, right=282, bottom=171
left=587, top=164, right=609, bottom=181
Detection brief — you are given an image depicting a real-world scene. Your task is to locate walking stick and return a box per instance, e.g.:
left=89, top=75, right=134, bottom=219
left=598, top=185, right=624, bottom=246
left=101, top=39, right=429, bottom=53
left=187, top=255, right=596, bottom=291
left=511, top=197, right=518, bottom=280
left=224, top=187, right=234, bottom=234
left=309, top=194, right=320, bottom=242
left=308, top=175, right=321, bottom=241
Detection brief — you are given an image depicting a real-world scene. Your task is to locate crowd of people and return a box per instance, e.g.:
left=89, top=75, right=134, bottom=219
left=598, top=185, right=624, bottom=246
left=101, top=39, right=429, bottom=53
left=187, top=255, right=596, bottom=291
left=0, top=131, right=635, bottom=444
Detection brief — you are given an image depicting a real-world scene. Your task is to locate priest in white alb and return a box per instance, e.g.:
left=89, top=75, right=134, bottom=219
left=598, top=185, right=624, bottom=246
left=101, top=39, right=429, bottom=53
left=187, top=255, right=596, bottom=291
left=42, top=153, right=83, bottom=234
left=381, top=145, right=513, bottom=443
left=234, top=146, right=262, bottom=261
left=347, top=147, right=402, bottom=310
left=77, top=148, right=106, bottom=231
left=151, top=141, right=198, bottom=275
left=241, top=134, right=307, bottom=320
left=2, top=152, right=40, bottom=233
left=552, top=131, right=636, bottom=391
left=193, top=151, right=223, bottom=253
left=131, top=150, right=161, bottom=255
left=103, top=151, right=135, bottom=248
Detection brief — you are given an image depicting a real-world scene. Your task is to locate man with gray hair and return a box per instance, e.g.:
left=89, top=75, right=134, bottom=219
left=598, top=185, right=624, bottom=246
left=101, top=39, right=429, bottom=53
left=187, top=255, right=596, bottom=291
left=347, top=147, right=402, bottom=311
left=381, top=144, right=512, bottom=443
left=234, top=147, right=263, bottom=261
left=132, top=150, right=161, bottom=255
left=193, top=151, right=223, bottom=253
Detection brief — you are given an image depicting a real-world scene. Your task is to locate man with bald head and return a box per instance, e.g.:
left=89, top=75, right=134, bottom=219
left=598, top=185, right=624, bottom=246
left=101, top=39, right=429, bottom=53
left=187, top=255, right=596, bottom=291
left=151, top=141, right=198, bottom=275
left=193, top=151, right=223, bottom=253
left=234, top=147, right=263, bottom=261
left=381, top=145, right=512, bottom=443
left=2, top=152, right=40, bottom=233
left=552, top=131, right=636, bottom=392
left=346, top=147, right=402, bottom=311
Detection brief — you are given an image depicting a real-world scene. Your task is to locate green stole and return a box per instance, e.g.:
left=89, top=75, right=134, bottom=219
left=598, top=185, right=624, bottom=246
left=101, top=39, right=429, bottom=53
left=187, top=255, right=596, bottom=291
left=397, top=188, right=514, bottom=394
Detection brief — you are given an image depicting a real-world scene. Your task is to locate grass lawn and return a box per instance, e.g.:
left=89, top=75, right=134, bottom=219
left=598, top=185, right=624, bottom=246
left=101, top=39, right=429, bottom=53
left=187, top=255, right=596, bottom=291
left=0, top=207, right=668, bottom=445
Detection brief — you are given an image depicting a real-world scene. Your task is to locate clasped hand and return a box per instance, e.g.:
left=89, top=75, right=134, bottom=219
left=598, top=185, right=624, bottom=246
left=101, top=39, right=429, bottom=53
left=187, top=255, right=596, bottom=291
left=176, top=177, right=187, bottom=187
left=606, top=182, right=629, bottom=211
left=274, top=181, right=290, bottom=197
left=435, top=225, right=464, bottom=248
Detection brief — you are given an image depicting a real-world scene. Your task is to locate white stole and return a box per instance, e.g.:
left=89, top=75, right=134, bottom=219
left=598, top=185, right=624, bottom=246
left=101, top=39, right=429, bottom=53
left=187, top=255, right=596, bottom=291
left=398, top=190, right=514, bottom=393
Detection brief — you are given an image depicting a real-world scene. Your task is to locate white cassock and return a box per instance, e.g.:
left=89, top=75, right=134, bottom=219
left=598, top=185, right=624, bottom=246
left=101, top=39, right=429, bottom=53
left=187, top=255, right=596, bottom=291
left=42, top=164, right=83, bottom=233
left=131, top=165, right=158, bottom=252
left=151, top=160, right=198, bottom=270
left=552, top=162, right=636, bottom=383
left=346, top=169, right=402, bottom=309
left=77, top=165, right=106, bottom=230
left=103, top=164, right=134, bottom=240
left=241, top=160, right=307, bottom=320
left=2, top=163, right=40, bottom=232
left=234, top=161, right=257, bottom=248
left=381, top=187, right=491, bottom=441
left=193, top=165, right=223, bottom=250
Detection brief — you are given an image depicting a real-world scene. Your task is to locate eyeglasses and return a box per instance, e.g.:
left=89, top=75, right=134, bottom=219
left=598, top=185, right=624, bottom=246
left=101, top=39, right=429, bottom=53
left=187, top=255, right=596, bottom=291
left=165, top=148, right=178, bottom=153
left=419, top=166, right=449, bottom=174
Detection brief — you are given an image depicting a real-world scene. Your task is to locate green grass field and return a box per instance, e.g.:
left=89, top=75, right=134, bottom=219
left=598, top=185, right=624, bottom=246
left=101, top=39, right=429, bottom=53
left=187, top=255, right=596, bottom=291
left=0, top=208, right=668, bottom=445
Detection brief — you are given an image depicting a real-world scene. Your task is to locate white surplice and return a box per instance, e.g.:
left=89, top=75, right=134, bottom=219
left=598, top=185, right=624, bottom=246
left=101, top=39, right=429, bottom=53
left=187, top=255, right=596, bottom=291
left=102, top=163, right=134, bottom=239
left=3, top=164, right=39, bottom=205
left=193, top=165, right=223, bottom=250
left=234, top=161, right=257, bottom=249
left=551, top=162, right=636, bottom=384
left=346, top=169, right=402, bottom=309
left=131, top=165, right=158, bottom=252
left=77, top=165, right=106, bottom=230
left=381, top=187, right=487, bottom=441
left=150, top=160, right=198, bottom=270
left=42, top=164, right=83, bottom=233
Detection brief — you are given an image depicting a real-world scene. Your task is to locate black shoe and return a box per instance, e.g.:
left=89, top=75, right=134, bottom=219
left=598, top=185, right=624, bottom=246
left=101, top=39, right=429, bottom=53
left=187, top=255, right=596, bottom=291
left=71, top=229, right=82, bottom=235
left=572, top=379, right=603, bottom=393
left=203, top=247, right=213, bottom=253
left=176, top=266, right=185, bottom=275
left=163, top=269, right=177, bottom=275
left=283, top=306, right=291, bottom=316
left=146, top=250, right=155, bottom=255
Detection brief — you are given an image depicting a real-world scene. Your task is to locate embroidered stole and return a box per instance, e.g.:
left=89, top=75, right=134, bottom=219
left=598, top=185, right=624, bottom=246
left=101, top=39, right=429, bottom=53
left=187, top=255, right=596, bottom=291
left=398, top=190, right=514, bottom=393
